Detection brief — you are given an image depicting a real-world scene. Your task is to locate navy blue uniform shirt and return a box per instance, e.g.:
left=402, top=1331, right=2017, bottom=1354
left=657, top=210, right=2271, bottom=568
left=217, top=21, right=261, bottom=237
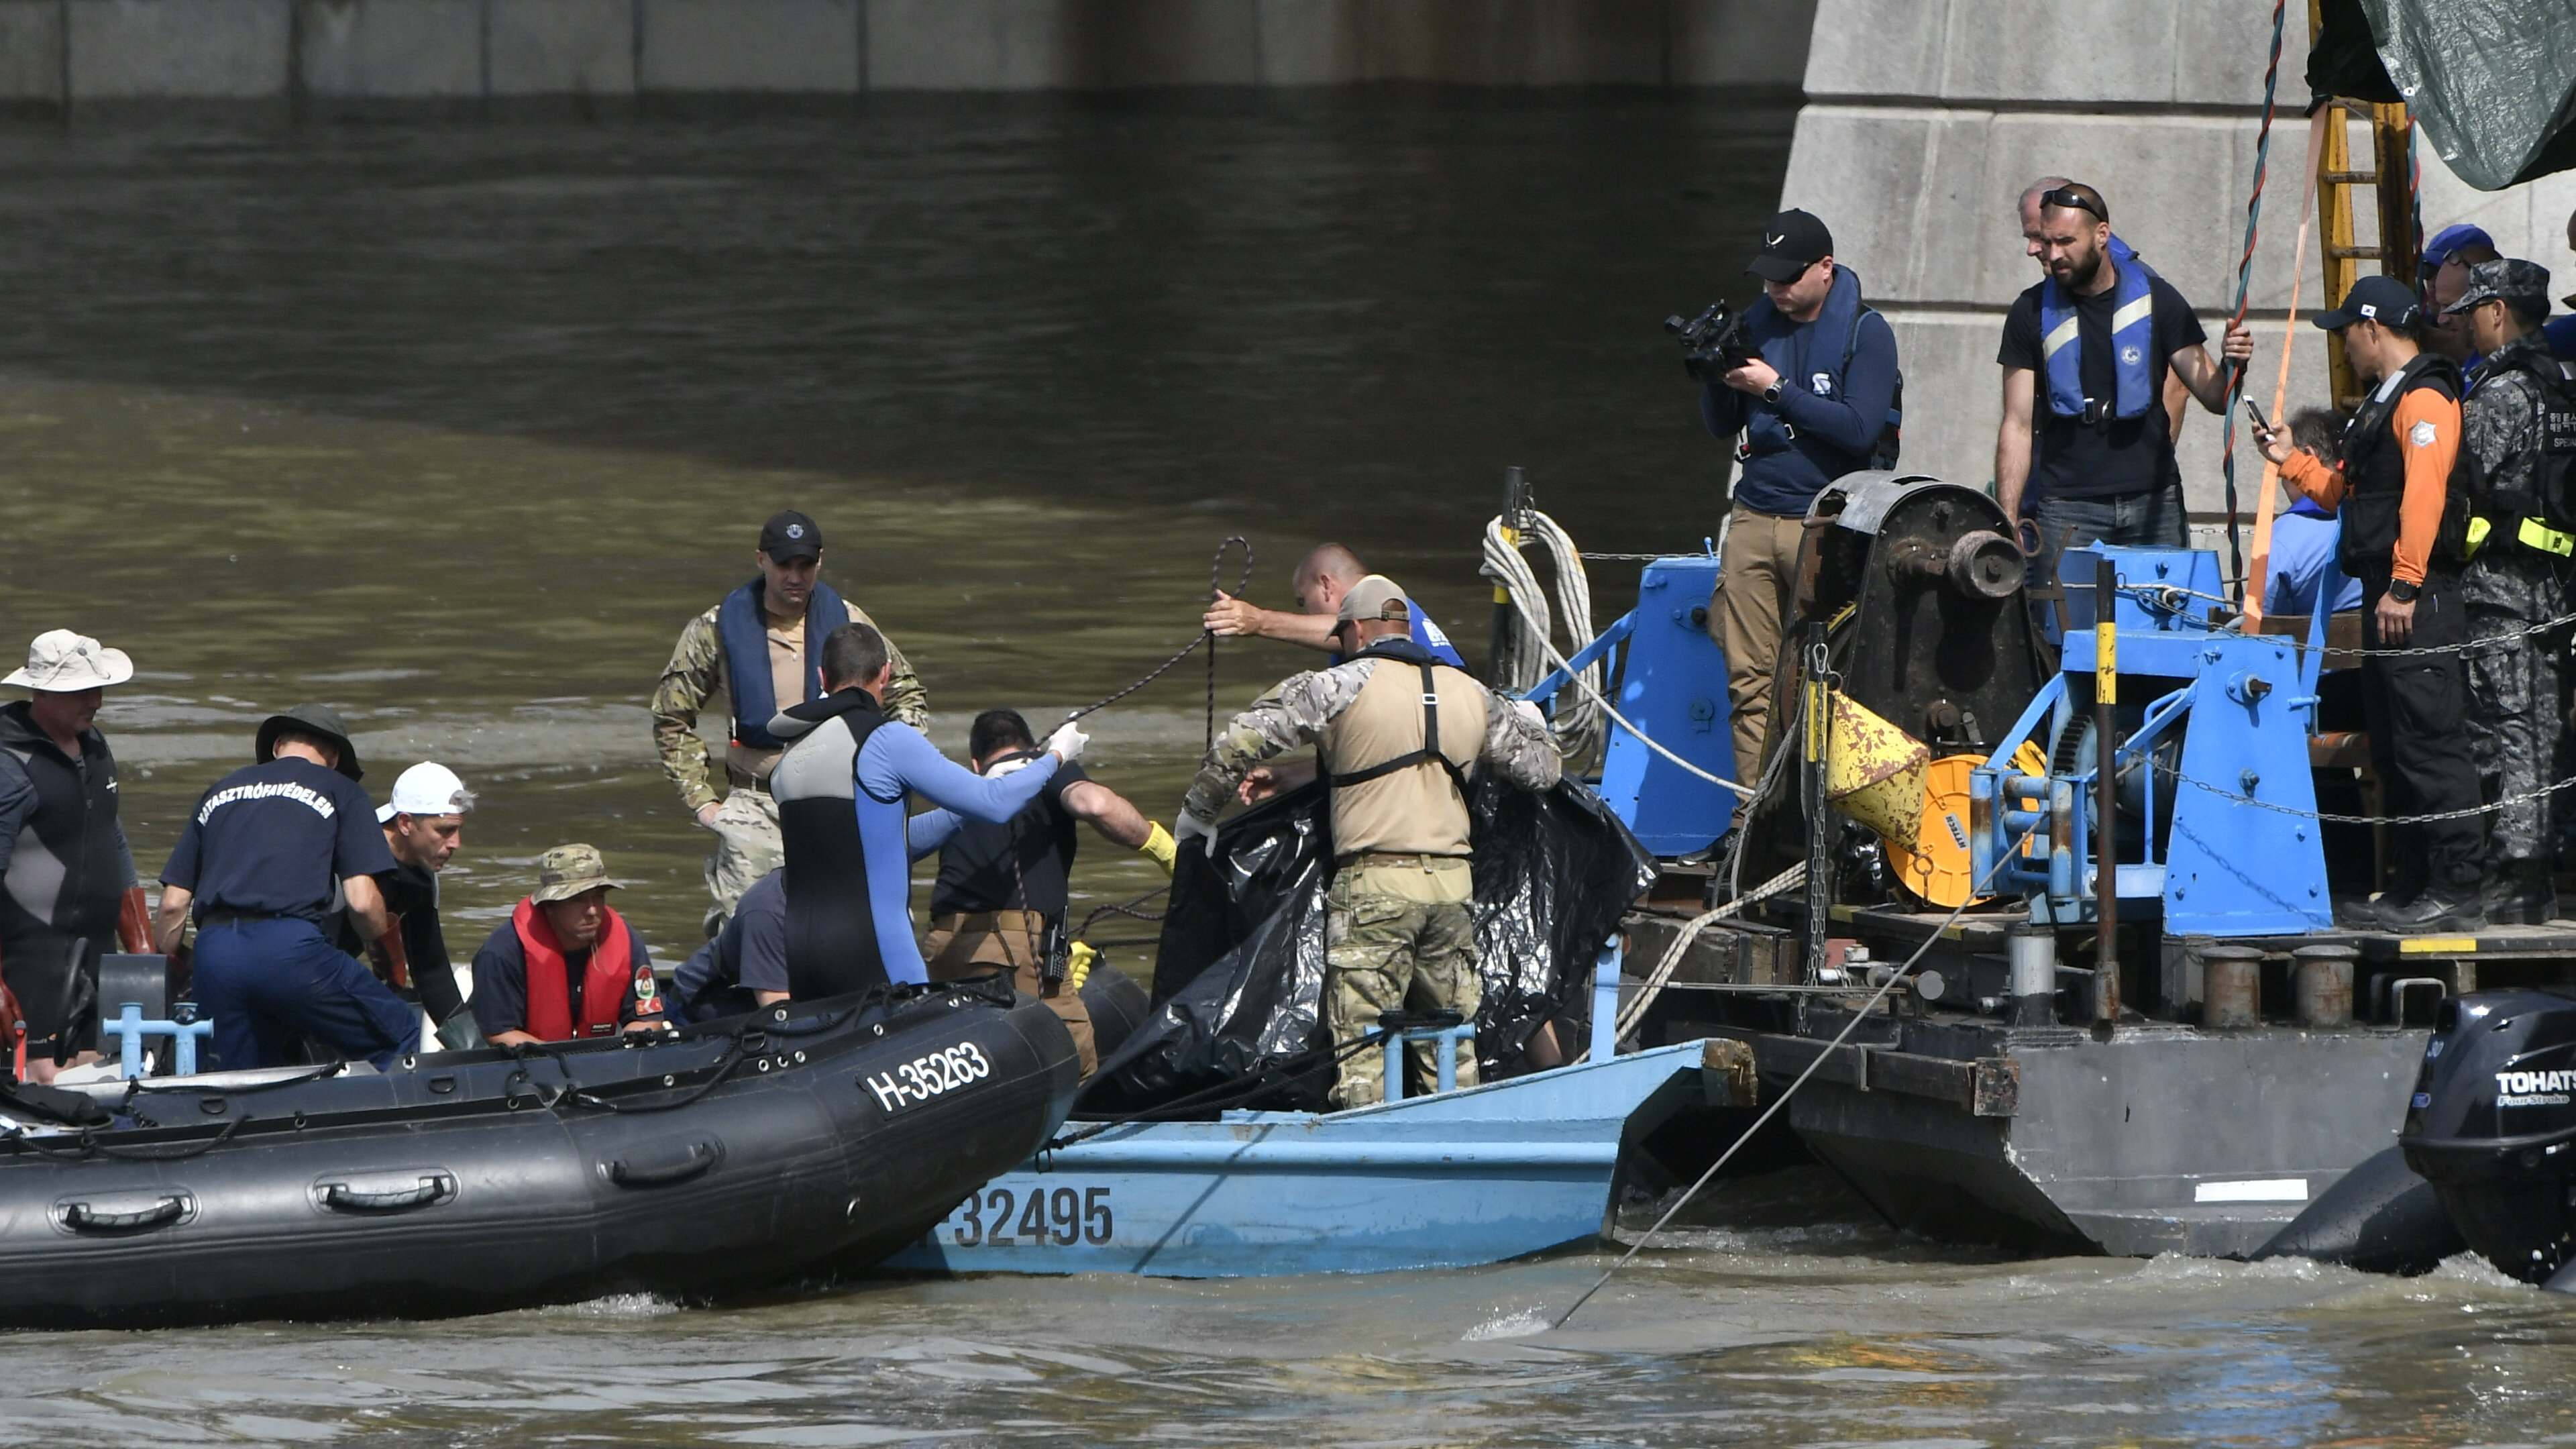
left=674, top=869, right=787, bottom=1022
left=161, top=758, right=394, bottom=922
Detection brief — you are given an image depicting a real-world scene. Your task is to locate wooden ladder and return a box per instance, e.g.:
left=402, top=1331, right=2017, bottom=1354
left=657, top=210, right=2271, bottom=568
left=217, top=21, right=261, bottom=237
left=2315, top=93, right=2419, bottom=410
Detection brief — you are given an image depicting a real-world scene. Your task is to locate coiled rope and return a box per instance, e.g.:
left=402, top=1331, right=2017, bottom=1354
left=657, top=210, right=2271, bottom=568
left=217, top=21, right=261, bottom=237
left=2218, top=0, right=2289, bottom=597
left=1481, top=511, right=1606, bottom=767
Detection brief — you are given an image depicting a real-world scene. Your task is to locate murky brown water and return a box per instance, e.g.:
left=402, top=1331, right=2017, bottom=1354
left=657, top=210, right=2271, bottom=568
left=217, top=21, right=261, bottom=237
left=0, top=98, right=2567, bottom=1444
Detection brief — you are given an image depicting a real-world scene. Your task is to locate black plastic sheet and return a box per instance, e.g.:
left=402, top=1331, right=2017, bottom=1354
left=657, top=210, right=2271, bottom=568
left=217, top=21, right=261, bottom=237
left=1083, top=775, right=1655, bottom=1113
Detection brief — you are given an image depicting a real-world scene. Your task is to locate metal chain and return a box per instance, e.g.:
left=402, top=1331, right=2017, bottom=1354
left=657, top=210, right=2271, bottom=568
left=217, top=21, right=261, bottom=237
left=2343, top=607, right=2576, bottom=659
left=2157, top=759, right=2576, bottom=824
left=1574, top=551, right=1688, bottom=562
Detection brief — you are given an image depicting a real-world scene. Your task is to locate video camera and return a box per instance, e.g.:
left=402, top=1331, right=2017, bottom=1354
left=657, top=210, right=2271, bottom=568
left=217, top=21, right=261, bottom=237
left=1664, top=301, right=1760, bottom=381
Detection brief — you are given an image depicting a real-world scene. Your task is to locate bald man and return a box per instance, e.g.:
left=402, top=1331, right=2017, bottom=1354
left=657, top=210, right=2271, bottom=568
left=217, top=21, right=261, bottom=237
left=1203, top=543, right=1467, bottom=667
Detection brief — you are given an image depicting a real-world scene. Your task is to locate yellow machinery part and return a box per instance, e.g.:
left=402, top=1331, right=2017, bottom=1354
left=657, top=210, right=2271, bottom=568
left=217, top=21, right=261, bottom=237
left=1890, top=741, right=2047, bottom=909
left=1823, top=692, right=1930, bottom=852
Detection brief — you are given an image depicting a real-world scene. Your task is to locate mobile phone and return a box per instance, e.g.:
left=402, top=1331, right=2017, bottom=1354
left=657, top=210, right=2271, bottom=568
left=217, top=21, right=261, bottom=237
left=2243, top=398, right=2272, bottom=434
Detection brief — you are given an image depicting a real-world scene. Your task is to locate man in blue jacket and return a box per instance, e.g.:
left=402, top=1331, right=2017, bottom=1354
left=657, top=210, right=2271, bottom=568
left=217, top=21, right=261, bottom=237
left=1699, top=208, right=1900, bottom=774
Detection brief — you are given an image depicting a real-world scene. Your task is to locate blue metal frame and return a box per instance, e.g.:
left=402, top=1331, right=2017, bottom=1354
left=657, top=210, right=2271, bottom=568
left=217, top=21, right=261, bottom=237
left=1970, top=545, right=2333, bottom=937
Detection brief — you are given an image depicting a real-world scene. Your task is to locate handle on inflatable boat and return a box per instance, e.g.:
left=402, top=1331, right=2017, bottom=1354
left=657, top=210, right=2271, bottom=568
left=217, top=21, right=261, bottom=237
left=62, top=1195, right=188, bottom=1232
left=320, top=1175, right=453, bottom=1214
left=607, top=1140, right=720, bottom=1188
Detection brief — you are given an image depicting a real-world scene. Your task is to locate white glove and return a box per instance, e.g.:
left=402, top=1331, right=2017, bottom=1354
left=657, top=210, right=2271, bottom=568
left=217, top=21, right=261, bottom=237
left=1511, top=699, right=1548, bottom=734
left=1044, top=719, right=1091, bottom=764
left=1174, top=812, right=1221, bottom=859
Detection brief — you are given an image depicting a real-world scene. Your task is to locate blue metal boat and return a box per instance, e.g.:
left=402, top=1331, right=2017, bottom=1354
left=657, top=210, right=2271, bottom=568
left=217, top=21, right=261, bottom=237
left=883, top=1036, right=1711, bottom=1277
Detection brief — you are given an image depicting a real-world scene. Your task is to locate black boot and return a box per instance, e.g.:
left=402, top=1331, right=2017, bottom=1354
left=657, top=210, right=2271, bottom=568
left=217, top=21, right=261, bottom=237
left=2377, top=878, right=2487, bottom=934
left=2481, top=862, right=2559, bottom=926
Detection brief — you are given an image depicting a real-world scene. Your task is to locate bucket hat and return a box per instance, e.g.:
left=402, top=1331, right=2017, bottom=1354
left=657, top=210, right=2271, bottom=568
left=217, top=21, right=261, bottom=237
left=255, top=704, right=364, bottom=781
left=531, top=843, right=623, bottom=904
left=3, top=630, right=133, bottom=691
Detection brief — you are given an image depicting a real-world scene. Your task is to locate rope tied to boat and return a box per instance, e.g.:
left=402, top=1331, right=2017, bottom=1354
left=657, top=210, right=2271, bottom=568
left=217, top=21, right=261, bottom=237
left=1550, top=824, right=2038, bottom=1333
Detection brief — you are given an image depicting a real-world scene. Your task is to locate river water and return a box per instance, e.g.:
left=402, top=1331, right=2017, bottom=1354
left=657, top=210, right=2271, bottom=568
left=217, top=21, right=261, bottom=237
left=0, top=97, right=2567, bottom=1443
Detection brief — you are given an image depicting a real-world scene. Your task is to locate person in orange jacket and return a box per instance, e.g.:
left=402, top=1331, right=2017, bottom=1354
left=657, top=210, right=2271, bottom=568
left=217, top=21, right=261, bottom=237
left=2257, top=273, right=2491, bottom=932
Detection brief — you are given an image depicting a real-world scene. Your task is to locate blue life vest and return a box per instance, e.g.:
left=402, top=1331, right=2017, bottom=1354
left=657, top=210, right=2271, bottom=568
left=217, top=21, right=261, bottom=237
left=2039, top=235, right=2157, bottom=423
left=1739, top=264, right=1901, bottom=470
left=717, top=579, right=853, bottom=750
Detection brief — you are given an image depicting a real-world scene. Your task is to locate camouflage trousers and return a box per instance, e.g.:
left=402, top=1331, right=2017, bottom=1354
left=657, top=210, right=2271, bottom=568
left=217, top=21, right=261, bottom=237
left=1324, top=861, right=1481, bottom=1110
left=2464, top=561, right=2572, bottom=866
left=702, top=789, right=784, bottom=934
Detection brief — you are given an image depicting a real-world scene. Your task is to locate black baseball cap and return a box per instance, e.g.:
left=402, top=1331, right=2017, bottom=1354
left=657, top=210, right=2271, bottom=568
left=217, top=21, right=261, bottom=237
left=759, top=510, right=823, bottom=561
left=2312, top=274, right=2422, bottom=332
left=1746, top=209, right=1833, bottom=283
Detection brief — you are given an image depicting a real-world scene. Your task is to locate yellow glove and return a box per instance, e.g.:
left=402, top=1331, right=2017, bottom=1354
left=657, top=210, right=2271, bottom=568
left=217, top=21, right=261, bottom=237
left=1065, top=941, right=1098, bottom=991
left=1138, top=820, right=1178, bottom=877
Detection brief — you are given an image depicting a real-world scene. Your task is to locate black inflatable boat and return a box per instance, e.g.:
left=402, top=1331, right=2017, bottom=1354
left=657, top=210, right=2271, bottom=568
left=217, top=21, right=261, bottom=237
left=0, top=975, right=1078, bottom=1327
left=2401, top=987, right=2576, bottom=1289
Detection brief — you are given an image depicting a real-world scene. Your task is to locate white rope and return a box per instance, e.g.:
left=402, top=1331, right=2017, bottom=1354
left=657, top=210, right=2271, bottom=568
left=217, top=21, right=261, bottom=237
left=1566, top=862, right=1805, bottom=1067
left=1481, top=511, right=1605, bottom=767
left=1497, top=579, right=1756, bottom=799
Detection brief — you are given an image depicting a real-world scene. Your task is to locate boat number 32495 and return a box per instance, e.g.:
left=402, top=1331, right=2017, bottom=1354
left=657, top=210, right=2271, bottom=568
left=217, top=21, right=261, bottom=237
left=948, top=1186, right=1113, bottom=1246
left=861, top=1040, right=993, bottom=1112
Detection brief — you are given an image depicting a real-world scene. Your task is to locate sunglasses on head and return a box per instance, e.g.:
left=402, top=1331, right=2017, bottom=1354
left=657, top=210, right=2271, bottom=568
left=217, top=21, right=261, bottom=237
left=2039, top=187, right=2106, bottom=221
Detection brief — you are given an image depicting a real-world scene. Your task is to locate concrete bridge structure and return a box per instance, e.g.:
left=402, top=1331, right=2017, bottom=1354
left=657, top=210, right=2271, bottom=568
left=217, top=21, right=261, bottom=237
left=13, top=0, right=2576, bottom=530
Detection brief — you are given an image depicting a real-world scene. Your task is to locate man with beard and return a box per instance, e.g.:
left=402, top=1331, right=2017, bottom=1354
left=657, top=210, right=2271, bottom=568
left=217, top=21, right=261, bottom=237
left=1996, top=181, right=2256, bottom=596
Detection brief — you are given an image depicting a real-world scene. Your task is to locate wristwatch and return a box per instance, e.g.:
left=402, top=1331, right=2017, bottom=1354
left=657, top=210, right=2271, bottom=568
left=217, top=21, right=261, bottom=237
left=1762, top=380, right=1785, bottom=406
left=2387, top=580, right=2420, bottom=604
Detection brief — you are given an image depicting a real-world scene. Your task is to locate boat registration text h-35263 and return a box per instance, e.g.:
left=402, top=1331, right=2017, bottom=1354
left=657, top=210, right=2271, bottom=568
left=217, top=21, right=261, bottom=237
left=863, top=1041, right=992, bottom=1112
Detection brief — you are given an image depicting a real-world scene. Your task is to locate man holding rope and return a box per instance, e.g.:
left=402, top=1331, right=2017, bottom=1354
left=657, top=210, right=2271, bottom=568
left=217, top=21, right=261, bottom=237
left=2256, top=274, right=2490, bottom=932
left=1176, top=576, right=1559, bottom=1108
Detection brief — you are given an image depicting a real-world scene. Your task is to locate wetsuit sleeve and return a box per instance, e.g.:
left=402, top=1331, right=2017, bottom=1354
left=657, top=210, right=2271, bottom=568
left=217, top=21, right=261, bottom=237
left=651, top=607, right=726, bottom=814
left=112, top=816, right=136, bottom=890
left=863, top=724, right=1060, bottom=823
left=907, top=808, right=963, bottom=859
left=1770, top=309, right=1899, bottom=456
left=469, top=926, right=527, bottom=1039
left=0, top=753, right=35, bottom=880
left=2278, top=450, right=2347, bottom=511
left=2392, top=389, right=2463, bottom=586
left=409, top=910, right=464, bottom=1024
left=843, top=600, right=931, bottom=730
left=1181, top=663, right=1366, bottom=821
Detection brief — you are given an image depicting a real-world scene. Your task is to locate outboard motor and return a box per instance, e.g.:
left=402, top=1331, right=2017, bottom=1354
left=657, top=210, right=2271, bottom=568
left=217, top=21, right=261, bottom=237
left=2400, top=989, right=2576, bottom=1287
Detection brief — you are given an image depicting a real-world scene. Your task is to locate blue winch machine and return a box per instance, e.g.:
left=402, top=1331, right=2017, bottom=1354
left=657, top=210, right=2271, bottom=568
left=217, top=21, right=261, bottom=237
left=1522, top=549, right=1739, bottom=1056
left=1970, top=545, right=2336, bottom=939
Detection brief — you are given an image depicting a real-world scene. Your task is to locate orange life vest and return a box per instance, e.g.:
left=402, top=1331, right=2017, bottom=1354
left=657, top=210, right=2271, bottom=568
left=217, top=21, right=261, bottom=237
left=512, top=898, right=647, bottom=1040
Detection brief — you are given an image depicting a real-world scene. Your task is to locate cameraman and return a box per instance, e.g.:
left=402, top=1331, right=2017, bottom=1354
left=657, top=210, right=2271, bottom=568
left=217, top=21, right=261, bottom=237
left=1699, top=208, right=1900, bottom=776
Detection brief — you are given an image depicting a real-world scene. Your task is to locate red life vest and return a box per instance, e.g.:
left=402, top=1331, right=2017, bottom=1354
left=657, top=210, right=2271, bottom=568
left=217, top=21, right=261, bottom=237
left=512, top=897, right=647, bottom=1040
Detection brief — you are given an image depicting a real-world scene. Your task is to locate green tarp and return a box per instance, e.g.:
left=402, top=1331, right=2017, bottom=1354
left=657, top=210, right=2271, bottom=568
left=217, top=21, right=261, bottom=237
left=2355, top=0, right=2576, bottom=191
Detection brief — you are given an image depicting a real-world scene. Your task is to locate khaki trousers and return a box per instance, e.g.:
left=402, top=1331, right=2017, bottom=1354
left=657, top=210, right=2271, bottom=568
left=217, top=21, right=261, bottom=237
left=924, top=910, right=1097, bottom=1079
left=1713, top=505, right=1807, bottom=779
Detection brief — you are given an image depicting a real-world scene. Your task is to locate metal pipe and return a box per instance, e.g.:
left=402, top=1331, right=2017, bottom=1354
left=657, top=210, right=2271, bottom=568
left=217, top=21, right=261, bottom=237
left=1801, top=623, right=1833, bottom=1006
left=2294, top=944, right=2357, bottom=1028
left=2093, top=556, right=2120, bottom=1022
left=2006, top=922, right=2056, bottom=1026
left=2200, top=945, right=2263, bottom=1028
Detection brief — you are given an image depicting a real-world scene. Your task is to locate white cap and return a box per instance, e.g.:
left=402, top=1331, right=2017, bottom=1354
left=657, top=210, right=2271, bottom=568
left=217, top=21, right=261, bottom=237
left=377, top=762, right=474, bottom=823
left=3, top=630, right=133, bottom=690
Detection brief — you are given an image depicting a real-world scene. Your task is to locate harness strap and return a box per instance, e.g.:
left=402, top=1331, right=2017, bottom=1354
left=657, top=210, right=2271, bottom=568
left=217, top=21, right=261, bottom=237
left=1326, top=663, right=1470, bottom=794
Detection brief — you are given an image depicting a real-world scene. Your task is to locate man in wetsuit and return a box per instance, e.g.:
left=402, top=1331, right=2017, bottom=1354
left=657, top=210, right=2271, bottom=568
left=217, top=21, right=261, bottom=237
left=1177, top=576, right=1562, bottom=1107
left=767, top=622, right=1089, bottom=999
left=652, top=510, right=930, bottom=932
left=154, top=705, right=419, bottom=1071
left=907, top=708, right=1173, bottom=1077
left=336, top=761, right=477, bottom=1049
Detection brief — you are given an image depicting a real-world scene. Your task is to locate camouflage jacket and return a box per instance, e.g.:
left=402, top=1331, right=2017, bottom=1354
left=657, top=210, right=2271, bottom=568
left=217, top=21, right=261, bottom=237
left=1181, top=657, right=1561, bottom=822
left=2461, top=331, right=2570, bottom=612
left=651, top=600, right=930, bottom=812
